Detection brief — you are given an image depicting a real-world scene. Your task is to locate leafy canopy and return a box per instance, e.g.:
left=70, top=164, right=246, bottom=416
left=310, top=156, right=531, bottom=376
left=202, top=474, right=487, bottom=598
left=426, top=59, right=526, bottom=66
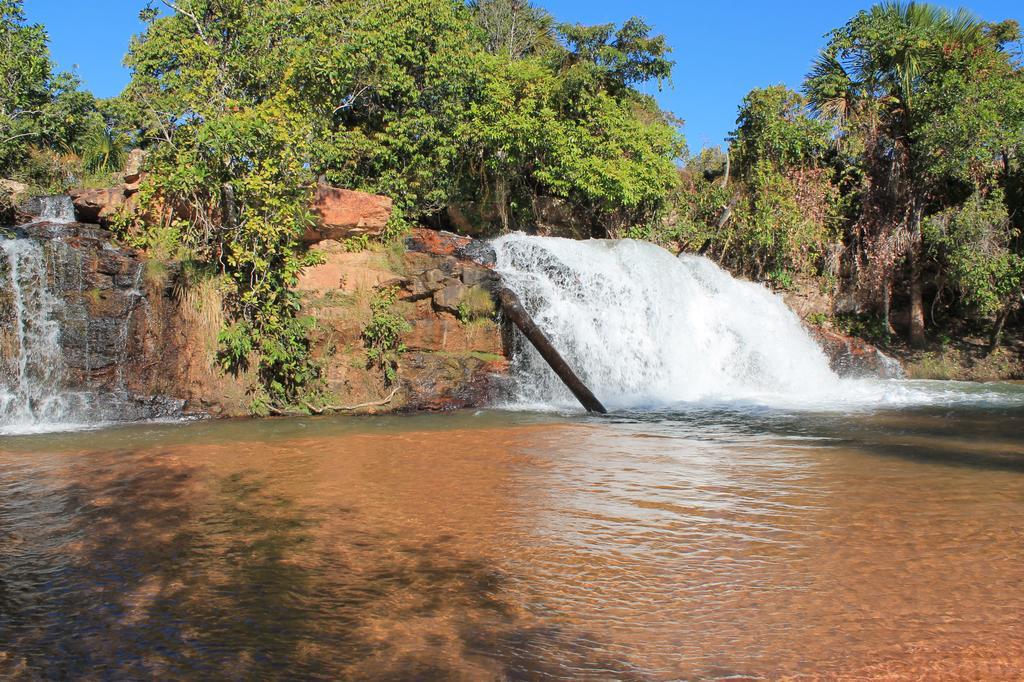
left=118, top=0, right=685, bottom=406
left=0, top=0, right=97, bottom=181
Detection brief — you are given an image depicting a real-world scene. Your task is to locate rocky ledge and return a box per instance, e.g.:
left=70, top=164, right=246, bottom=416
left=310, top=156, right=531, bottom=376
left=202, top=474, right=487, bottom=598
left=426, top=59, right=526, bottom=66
left=811, top=328, right=904, bottom=379
left=4, top=199, right=511, bottom=418
left=296, top=228, right=508, bottom=415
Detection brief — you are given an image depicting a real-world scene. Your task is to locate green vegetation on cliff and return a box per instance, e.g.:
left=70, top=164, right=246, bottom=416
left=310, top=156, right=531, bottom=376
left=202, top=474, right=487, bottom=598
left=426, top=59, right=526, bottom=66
left=646, top=3, right=1023, bottom=355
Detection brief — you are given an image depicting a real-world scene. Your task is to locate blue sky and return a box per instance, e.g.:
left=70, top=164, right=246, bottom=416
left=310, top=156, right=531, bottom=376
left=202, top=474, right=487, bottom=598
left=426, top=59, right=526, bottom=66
left=24, top=0, right=1023, bottom=154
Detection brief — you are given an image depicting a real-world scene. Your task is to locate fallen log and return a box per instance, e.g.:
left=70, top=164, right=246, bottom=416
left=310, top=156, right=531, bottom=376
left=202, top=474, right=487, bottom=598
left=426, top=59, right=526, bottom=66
left=497, top=287, right=607, bottom=414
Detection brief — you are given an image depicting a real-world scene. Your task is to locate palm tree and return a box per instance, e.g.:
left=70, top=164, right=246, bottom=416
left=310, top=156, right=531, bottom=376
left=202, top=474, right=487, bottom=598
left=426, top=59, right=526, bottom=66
left=805, top=2, right=983, bottom=346
left=78, top=118, right=128, bottom=177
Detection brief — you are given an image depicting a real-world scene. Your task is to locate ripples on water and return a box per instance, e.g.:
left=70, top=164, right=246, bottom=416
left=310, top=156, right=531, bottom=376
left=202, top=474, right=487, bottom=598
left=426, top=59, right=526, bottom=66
left=2, top=394, right=1024, bottom=679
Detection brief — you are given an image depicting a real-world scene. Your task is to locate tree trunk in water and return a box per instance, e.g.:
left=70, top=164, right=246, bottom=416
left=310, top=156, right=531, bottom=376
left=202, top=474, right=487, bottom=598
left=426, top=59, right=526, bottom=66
left=497, top=287, right=607, bottom=414
left=907, top=207, right=926, bottom=348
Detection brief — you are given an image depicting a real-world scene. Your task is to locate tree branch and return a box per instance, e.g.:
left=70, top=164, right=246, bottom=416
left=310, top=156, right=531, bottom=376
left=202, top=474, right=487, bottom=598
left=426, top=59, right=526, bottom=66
left=159, top=0, right=207, bottom=41
left=304, top=385, right=401, bottom=414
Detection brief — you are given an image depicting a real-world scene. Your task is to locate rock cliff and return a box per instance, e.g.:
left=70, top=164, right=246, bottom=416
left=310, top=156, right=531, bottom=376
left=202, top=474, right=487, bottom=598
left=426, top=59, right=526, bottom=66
left=2, top=205, right=510, bottom=421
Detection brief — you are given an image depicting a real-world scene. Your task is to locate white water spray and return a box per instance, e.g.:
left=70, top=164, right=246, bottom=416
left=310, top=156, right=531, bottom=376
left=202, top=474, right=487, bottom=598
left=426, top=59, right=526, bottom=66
left=1, top=197, right=182, bottom=434
left=492, top=234, right=1021, bottom=411
left=0, top=239, right=71, bottom=426
left=36, top=195, right=76, bottom=223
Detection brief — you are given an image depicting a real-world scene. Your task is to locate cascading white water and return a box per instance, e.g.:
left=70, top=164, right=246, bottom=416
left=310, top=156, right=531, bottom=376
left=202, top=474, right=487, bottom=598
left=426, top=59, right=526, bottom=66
left=493, top=234, right=1017, bottom=411
left=36, top=195, right=76, bottom=223
left=1, top=198, right=183, bottom=434
left=0, top=238, right=71, bottom=426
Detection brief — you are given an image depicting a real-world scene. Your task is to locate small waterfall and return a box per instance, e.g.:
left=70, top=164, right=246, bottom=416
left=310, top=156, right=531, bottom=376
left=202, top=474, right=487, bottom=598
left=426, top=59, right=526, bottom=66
left=1, top=224, right=183, bottom=434
left=493, top=234, right=849, bottom=410
left=0, top=239, right=69, bottom=425
left=36, top=195, right=76, bottom=223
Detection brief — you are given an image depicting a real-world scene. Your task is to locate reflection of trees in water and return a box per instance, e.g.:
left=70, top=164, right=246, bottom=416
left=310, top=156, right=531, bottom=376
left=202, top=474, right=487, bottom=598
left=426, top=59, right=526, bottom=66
left=0, top=452, right=645, bottom=680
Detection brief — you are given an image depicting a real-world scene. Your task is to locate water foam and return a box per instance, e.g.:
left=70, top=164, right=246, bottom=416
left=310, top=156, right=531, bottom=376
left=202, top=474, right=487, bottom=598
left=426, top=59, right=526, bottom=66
left=36, top=195, right=76, bottom=223
left=1, top=238, right=69, bottom=427
left=492, top=234, right=1023, bottom=412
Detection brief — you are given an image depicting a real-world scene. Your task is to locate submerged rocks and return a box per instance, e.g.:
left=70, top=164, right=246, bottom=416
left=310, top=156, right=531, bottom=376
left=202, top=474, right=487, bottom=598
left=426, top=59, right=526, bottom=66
left=811, top=328, right=904, bottom=379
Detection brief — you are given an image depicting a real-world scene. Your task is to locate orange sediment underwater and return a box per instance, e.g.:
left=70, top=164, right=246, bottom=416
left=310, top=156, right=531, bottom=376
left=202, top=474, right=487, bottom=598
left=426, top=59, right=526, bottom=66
left=1, top=408, right=1022, bottom=679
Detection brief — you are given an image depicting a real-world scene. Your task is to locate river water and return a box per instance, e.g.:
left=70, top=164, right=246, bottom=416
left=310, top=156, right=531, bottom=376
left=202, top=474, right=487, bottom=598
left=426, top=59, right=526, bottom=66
left=2, top=392, right=1023, bottom=679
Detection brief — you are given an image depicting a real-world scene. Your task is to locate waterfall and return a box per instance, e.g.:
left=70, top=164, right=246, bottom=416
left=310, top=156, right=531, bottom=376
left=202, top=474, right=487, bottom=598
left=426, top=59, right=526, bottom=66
left=493, top=234, right=892, bottom=411
left=35, top=195, right=77, bottom=223
left=1, top=224, right=183, bottom=434
left=0, top=239, right=70, bottom=426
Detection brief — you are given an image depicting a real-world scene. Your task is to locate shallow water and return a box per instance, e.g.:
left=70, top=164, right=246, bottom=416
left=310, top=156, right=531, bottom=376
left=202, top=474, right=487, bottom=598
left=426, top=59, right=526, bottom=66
left=2, top=398, right=1024, bottom=679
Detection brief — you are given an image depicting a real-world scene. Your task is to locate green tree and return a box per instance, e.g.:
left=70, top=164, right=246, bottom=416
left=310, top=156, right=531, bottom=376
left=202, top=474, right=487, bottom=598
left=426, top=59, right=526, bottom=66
left=805, top=1, right=986, bottom=345
left=556, top=17, right=673, bottom=94
left=458, top=13, right=684, bottom=234
left=724, top=86, right=837, bottom=279
left=469, top=0, right=555, bottom=59
left=0, top=0, right=96, bottom=181
left=924, top=192, right=1023, bottom=350
left=122, top=0, right=323, bottom=410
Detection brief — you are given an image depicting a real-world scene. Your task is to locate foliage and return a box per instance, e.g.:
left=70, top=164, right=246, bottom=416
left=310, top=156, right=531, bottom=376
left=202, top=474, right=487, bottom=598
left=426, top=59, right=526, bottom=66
left=556, top=17, right=673, bottom=94
left=292, top=0, right=487, bottom=215
left=460, top=46, right=684, bottom=234
left=661, top=86, right=839, bottom=280
left=731, top=86, right=831, bottom=172
left=341, top=234, right=371, bottom=253
left=804, top=1, right=993, bottom=344
left=833, top=311, right=895, bottom=345
left=362, top=287, right=411, bottom=384
left=76, top=103, right=130, bottom=176
left=123, top=0, right=324, bottom=409
left=469, top=0, right=555, bottom=59
left=0, top=0, right=98, bottom=183
left=924, top=192, right=1024, bottom=344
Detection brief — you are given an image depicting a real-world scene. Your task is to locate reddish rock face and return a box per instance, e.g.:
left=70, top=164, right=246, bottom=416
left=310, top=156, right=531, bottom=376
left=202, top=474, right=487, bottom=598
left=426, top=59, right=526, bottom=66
left=405, top=227, right=471, bottom=256
left=403, top=305, right=503, bottom=356
left=304, top=185, right=393, bottom=242
left=294, top=246, right=396, bottom=293
left=66, top=181, right=393, bottom=241
left=69, top=187, right=132, bottom=224
left=302, top=229, right=508, bottom=413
